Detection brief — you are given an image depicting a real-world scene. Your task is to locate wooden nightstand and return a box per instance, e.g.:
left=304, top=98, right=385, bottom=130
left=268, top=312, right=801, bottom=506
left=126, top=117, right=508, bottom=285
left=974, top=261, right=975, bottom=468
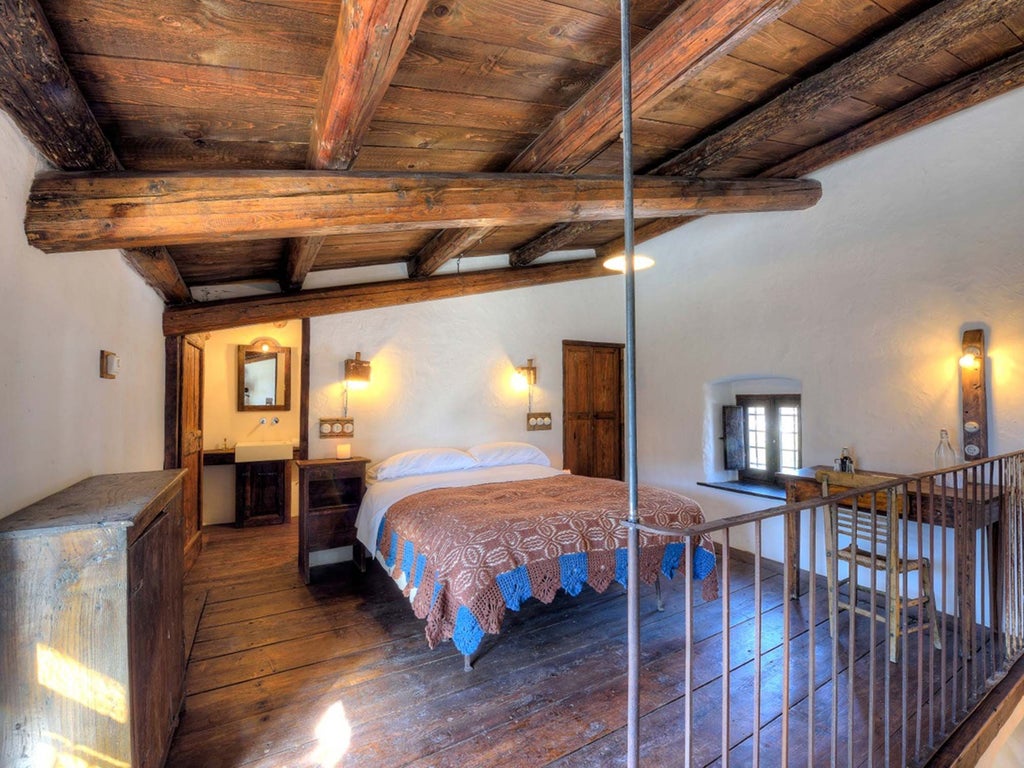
left=296, top=458, right=370, bottom=583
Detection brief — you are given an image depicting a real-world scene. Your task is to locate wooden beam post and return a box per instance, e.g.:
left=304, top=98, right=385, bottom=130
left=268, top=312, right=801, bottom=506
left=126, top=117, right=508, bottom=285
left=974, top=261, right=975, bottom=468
left=26, top=171, right=822, bottom=253
left=282, top=0, right=428, bottom=291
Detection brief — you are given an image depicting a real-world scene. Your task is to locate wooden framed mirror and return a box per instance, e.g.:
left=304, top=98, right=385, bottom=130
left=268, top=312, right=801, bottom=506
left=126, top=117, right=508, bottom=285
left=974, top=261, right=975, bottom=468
left=237, top=337, right=291, bottom=411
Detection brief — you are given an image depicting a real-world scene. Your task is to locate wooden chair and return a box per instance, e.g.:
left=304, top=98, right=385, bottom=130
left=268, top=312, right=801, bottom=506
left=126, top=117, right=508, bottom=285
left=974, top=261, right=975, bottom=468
left=818, top=470, right=941, bottom=663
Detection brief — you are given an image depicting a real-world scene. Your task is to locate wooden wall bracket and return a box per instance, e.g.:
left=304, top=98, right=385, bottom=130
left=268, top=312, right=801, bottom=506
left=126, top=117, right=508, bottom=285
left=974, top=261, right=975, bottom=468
left=960, top=328, right=988, bottom=460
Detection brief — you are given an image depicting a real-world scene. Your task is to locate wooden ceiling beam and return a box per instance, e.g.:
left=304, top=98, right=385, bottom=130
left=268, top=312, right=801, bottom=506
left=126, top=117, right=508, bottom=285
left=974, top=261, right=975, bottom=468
left=26, top=171, right=822, bottom=254
left=655, top=0, right=1020, bottom=177
left=509, top=222, right=597, bottom=267
left=164, top=258, right=613, bottom=336
left=0, top=0, right=191, bottom=304
left=408, top=0, right=798, bottom=277
left=763, top=49, right=1024, bottom=179
left=283, top=0, right=427, bottom=292
left=587, top=47, right=1024, bottom=257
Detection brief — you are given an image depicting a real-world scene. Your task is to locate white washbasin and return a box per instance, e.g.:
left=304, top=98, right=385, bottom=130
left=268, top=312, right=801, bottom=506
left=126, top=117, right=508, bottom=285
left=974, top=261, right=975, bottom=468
left=234, top=440, right=294, bottom=462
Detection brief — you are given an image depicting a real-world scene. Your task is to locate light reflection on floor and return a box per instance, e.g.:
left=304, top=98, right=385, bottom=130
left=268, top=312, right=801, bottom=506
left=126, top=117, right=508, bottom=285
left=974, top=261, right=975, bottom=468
left=308, top=700, right=352, bottom=767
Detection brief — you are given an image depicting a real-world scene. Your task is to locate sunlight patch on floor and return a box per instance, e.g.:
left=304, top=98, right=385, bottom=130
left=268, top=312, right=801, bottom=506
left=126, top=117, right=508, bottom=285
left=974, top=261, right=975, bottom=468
left=308, top=700, right=352, bottom=767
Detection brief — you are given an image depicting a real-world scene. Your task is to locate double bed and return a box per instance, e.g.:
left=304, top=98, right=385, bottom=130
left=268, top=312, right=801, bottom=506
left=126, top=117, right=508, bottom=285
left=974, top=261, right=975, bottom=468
left=355, top=444, right=718, bottom=665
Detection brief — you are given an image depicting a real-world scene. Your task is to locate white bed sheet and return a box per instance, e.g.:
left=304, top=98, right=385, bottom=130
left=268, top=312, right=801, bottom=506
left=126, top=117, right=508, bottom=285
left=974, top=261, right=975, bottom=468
left=355, top=463, right=564, bottom=553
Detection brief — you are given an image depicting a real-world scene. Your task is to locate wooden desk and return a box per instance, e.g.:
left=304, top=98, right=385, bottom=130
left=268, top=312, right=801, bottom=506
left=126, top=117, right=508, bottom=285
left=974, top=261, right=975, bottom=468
left=780, top=466, right=1002, bottom=650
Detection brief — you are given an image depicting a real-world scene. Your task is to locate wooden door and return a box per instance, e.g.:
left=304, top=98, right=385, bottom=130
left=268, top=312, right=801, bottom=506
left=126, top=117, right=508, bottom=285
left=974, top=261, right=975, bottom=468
left=562, top=340, right=623, bottom=479
left=165, top=334, right=204, bottom=572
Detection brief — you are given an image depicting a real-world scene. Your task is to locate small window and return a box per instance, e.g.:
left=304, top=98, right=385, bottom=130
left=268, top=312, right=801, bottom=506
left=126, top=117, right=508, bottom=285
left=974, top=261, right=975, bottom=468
left=725, top=395, right=801, bottom=485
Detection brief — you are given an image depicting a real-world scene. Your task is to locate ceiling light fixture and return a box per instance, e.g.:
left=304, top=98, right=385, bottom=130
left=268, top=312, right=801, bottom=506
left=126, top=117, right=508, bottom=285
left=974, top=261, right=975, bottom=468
left=602, top=254, right=655, bottom=272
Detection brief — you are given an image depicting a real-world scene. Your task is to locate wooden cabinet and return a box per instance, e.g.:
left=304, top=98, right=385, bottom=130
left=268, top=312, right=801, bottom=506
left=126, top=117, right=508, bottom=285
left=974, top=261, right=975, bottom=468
left=235, top=460, right=289, bottom=526
left=562, top=340, right=624, bottom=479
left=0, top=470, right=186, bottom=768
left=297, top=458, right=369, bottom=583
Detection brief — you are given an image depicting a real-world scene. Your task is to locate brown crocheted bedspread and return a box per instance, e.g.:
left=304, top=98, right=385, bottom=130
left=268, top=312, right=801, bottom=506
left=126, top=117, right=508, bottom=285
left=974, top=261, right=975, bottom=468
left=377, top=473, right=718, bottom=652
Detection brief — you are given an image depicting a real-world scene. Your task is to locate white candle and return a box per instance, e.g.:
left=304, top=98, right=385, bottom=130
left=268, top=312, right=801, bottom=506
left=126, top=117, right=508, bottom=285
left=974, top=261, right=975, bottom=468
left=336, top=443, right=351, bottom=459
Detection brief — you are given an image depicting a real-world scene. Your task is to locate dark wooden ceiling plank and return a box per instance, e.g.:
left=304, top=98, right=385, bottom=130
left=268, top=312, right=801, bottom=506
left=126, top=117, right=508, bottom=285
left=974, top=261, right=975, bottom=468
left=781, top=0, right=896, bottom=48
left=415, top=0, right=642, bottom=67
left=409, top=0, right=799, bottom=275
left=25, top=171, right=822, bottom=253
left=0, top=0, right=190, bottom=304
left=116, top=138, right=308, bottom=171
left=590, top=47, right=1024, bottom=257
left=163, top=258, right=614, bottom=337
left=510, top=0, right=801, bottom=175
left=42, top=0, right=336, bottom=78
left=371, top=85, right=563, bottom=133
left=764, top=48, right=1024, bottom=178
left=394, top=31, right=606, bottom=108
left=0, top=0, right=119, bottom=171
left=284, top=0, right=428, bottom=291
left=655, top=0, right=1021, bottom=177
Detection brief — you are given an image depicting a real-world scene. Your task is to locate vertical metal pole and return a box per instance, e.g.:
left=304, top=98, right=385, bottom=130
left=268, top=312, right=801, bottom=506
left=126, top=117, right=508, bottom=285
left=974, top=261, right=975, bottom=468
left=619, top=0, right=640, bottom=763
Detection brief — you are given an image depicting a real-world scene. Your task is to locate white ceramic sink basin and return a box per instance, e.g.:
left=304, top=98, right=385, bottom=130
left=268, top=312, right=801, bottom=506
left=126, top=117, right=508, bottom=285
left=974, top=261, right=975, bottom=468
left=234, top=440, right=294, bottom=462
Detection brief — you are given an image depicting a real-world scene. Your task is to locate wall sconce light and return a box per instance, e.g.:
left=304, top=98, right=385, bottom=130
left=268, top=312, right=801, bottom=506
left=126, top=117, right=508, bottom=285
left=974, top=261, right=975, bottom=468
left=959, top=345, right=981, bottom=369
left=514, top=359, right=537, bottom=391
left=603, top=253, right=655, bottom=272
left=513, top=359, right=552, bottom=431
left=959, top=329, right=988, bottom=460
left=342, top=352, right=371, bottom=418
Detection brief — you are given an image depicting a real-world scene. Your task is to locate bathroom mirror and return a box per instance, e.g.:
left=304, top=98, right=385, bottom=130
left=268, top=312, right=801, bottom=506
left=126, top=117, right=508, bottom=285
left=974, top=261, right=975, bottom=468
left=237, top=338, right=291, bottom=411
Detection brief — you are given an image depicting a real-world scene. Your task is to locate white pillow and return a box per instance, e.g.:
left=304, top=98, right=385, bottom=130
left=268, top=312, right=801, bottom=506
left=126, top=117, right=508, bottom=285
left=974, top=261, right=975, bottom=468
left=467, top=441, right=550, bottom=468
left=368, top=447, right=478, bottom=481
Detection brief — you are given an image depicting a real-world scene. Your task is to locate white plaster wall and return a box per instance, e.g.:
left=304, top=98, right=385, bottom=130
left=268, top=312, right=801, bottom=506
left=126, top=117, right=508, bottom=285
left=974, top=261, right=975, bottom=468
left=201, top=321, right=303, bottom=525
left=0, top=111, right=166, bottom=518
left=633, top=87, right=1024, bottom=530
left=308, top=278, right=626, bottom=465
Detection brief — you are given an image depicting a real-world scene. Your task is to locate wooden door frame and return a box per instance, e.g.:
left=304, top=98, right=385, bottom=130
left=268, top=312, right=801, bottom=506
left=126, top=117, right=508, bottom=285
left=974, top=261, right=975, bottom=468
left=164, top=334, right=204, bottom=571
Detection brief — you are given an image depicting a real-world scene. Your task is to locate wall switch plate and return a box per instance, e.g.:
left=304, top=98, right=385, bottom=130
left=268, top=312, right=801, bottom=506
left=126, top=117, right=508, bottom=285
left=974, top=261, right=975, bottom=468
left=319, top=417, right=355, bottom=438
left=527, top=412, right=552, bottom=431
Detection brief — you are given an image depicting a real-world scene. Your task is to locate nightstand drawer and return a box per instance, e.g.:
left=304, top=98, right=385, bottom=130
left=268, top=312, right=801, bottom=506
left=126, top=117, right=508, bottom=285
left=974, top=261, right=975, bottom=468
left=306, top=505, right=359, bottom=550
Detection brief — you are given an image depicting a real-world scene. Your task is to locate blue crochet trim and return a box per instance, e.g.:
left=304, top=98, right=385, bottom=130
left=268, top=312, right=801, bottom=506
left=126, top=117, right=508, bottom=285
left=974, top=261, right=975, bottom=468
left=560, top=552, right=588, bottom=596
left=452, top=606, right=485, bottom=655
left=430, top=574, right=443, bottom=608
left=401, top=540, right=415, bottom=581
left=384, top=531, right=399, bottom=569
left=412, top=553, right=427, bottom=589
left=496, top=565, right=532, bottom=611
left=693, top=545, right=716, bottom=580
left=661, top=541, right=685, bottom=579
left=385, top=534, right=716, bottom=657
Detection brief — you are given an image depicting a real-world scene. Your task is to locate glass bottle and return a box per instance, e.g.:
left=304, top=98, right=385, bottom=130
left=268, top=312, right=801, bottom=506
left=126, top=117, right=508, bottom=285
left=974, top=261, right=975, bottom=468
left=934, top=429, right=957, bottom=470
left=840, top=446, right=854, bottom=474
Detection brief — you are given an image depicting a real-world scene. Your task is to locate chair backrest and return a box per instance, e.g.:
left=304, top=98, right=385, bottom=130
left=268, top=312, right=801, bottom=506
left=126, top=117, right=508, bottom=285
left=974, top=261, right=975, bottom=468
left=818, top=471, right=900, bottom=553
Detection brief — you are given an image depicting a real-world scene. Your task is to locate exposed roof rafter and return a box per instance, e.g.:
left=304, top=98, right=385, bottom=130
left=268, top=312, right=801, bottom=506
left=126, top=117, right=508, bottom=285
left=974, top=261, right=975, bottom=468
left=0, top=0, right=191, bottom=305
left=282, top=0, right=429, bottom=292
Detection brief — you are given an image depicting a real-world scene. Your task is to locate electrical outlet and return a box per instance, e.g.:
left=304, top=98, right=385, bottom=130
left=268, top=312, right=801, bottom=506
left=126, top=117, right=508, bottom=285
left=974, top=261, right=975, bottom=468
left=319, top=417, right=355, bottom=438
left=527, top=412, right=552, bottom=431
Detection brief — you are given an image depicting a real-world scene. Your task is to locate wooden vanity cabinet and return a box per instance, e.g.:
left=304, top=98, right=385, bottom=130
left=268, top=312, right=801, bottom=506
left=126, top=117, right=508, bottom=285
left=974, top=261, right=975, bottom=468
left=297, top=458, right=369, bottom=583
left=0, top=470, right=186, bottom=768
left=235, top=459, right=289, bottom=526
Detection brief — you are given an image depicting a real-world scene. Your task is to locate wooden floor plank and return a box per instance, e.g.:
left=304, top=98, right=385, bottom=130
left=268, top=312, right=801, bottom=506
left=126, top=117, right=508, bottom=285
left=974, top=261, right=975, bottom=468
left=167, top=520, right=959, bottom=768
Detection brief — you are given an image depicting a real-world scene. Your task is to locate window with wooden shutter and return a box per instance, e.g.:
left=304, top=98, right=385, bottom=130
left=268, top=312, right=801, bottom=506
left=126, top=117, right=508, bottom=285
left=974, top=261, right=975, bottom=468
left=732, top=395, right=801, bottom=485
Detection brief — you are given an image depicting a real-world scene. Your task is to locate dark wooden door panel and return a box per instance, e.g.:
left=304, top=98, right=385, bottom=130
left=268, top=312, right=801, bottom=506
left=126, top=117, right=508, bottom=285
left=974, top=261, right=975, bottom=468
left=562, top=341, right=623, bottom=480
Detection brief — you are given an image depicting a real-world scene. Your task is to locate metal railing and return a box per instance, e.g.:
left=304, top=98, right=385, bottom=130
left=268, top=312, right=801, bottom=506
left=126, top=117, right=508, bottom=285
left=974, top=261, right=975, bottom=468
left=625, top=449, right=1024, bottom=767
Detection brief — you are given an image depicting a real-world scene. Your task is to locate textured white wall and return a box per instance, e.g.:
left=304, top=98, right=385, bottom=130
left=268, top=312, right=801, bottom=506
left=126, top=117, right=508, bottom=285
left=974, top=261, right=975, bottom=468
left=0, top=112, right=167, bottom=518
left=308, top=278, right=627, bottom=465
left=633, top=87, right=1024, bottom=526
